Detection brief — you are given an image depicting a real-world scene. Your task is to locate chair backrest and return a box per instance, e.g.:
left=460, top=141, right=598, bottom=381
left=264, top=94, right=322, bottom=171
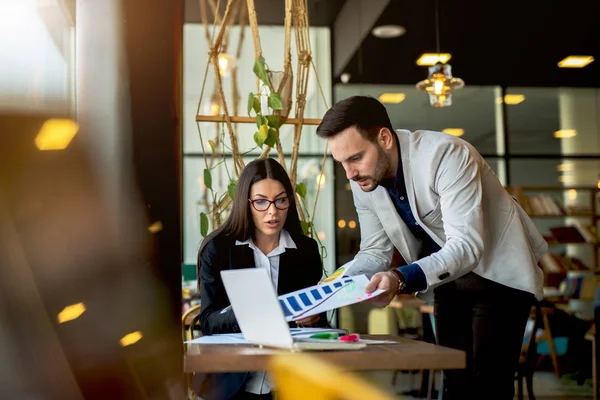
left=269, top=353, right=395, bottom=400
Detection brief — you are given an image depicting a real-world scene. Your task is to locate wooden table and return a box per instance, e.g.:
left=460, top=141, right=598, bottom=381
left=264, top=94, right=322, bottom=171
left=185, top=334, right=465, bottom=373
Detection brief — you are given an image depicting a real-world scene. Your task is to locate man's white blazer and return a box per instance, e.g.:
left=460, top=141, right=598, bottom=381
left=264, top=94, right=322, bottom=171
left=346, top=129, right=548, bottom=300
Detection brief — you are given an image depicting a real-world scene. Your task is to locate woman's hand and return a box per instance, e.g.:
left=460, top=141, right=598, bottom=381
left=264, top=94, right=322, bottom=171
left=294, top=314, right=320, bottom=326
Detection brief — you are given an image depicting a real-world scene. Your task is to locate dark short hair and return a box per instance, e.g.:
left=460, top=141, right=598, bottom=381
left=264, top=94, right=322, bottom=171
left=316, top=95, right=394, bottom=142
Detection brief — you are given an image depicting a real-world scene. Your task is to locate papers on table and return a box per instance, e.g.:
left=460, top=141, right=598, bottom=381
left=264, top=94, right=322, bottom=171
left=185, top=328, right=345, bottom=345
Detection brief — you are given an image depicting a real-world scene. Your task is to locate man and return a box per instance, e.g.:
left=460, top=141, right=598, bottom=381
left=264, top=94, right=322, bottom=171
left=316, top=96, right=547, bottom=399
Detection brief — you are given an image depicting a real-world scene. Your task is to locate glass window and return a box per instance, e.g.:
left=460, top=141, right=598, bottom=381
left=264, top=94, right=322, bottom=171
left=334, top=84, right=501, bottom=155
left=507, top=87, right=600, bottom=155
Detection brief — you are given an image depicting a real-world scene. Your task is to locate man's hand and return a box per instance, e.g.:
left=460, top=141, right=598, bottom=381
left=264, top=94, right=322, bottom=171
left=294, top=314, right=320, bottom=326
left=364, top=271, right=400, bottom=307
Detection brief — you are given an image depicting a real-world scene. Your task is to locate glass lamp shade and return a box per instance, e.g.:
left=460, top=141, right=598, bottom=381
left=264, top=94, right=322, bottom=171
left=416, top=63, right=464, bottom=107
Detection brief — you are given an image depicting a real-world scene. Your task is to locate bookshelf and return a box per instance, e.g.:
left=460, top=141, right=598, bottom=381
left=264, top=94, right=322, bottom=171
left=506, top=186, right=600, bottom=272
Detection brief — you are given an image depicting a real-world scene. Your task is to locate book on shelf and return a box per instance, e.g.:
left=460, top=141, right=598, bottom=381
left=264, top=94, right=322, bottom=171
left=511, top=189, right=593, bottom=217
left=538, top=252, right=591, bottom=287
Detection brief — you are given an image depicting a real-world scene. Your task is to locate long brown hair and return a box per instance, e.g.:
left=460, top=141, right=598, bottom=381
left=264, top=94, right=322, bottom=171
left=196, top=158, right=302, bottom=278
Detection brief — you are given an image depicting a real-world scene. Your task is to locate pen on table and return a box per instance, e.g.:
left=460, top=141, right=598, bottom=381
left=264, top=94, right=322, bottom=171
left=309, top=332, right=339, bottom=339
left=220, top=305, right=232, bottom=314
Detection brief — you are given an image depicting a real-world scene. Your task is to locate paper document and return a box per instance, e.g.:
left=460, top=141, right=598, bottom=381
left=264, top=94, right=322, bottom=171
left=279, top=274, right=385, bottom=322
left=185, top=328, right=345, bottom=345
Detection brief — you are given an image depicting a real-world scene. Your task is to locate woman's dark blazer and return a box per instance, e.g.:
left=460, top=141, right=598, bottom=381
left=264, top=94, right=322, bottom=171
left=193, top=231, right=326, bottom=400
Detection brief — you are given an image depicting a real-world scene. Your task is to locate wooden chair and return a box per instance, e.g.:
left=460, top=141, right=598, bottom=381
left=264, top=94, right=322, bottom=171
left=182, top=304, right=202, bottom=351
left=269, top=353, right=395, bottom=400
left=515, top=303, right=543, bottom=400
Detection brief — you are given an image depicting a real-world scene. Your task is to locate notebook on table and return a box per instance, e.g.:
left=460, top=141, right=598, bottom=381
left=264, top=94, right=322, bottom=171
left=220, top=268, right=366, bottom=351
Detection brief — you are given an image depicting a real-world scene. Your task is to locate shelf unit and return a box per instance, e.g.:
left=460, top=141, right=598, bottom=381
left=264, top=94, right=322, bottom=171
left=506, top=186, right=600, bottom=270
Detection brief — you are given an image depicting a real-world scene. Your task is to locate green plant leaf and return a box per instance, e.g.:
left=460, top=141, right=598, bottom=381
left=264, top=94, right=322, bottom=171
left=256, top=115, right=267, bottom=130
left=296, top=182, right=307, bottom=199
left=254, top=125, right=269, bottom=148
left=247, top=92, right=254, bottom=116
left=266, top=115, right=280, bottom=129
left=253, top=57, right=269, bottom=85
left=204, top=168, right=212, bottom=190
left=300, top=221, right=310, bottom=236
left=264, top=128, right=278, bottom=147
left=208, top=139, right=216, bottom=153
left=200, top=212, right=209, bottom=237
left=253, top=97, right=261, bottom=114
left=268, top=93, right=283, bottom=110
left=228, top=180, right=237, bottom=201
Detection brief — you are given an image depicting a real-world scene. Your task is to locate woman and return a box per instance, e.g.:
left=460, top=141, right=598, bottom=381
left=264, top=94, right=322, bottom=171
left=195, top=158, right=325, bottom=400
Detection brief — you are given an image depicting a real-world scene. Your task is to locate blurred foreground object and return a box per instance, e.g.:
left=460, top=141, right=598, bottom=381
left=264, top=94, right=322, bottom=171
left=0, top=113, right=183, bottom=399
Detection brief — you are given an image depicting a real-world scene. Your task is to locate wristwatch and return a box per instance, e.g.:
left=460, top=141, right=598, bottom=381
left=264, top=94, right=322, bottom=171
left=390, top=269, right=409, bottom=295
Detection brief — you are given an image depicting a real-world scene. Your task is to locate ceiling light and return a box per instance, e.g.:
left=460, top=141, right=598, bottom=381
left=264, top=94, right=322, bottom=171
left=372, top=25, right=406, bottom=39
left=35, top=118, right=79, bottom=151
left=348, top=220, right=357, bottom=229
left=378, top=93, right=406, bottom=104
left=340, top=73, right=351, bottom=84
left=217, top=52, right=236, bottom=76
left=442, top=128, right=464, bottom=137
left=558, top=56, right=594, bottom=68
left=502, top=94, right=525, bottom=105
left=416, top=63, right=464, bottom=107
left=554, top=129, right=577, bottom=138
left=337, top=220, right=346, bottom=229
left=568, top=189, right=577, bottom=200
left=416, top=53, right=452, bottom=66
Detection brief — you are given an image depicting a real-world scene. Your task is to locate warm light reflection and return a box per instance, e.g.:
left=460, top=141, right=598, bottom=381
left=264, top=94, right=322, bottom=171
left=442, top=128, right=464, bottom=137
left=348, top=220, right=357, bottom=229
left=558, top=56, right=594, bottom=68
left=337, top=220, right=346, bottom=229
left=148, top=221, right=163, bottom=233
left=316, top=172, right=326, bottom=189
left=554, top=129, right=577, bottom=139
left=557, top=163, right=574, bottom=172
left=416, top=53, right=452, bottom=66
left=120, top=331, right=143, bottom=347
left=567, top=189, right=577, bottom=201
left=317, top=232, right=326, bottom=241
left=217, top=53, right=236, bottom=76
left=378, top=93, right=406, bottom=104
left=35, top=119, right=79, bottom=150
left=345, top=183, right=351, bottom=191
left=558, top=175, right=572, bottom=183
left=57, top=303, right=86, bottom=324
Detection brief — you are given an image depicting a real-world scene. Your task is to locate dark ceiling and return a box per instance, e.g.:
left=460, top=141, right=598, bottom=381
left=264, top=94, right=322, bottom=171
left=184, top=0, right=346, bottom=26
left=184, top=0, right=600, bottom=88
left=340, top=0, right=600, bottom=87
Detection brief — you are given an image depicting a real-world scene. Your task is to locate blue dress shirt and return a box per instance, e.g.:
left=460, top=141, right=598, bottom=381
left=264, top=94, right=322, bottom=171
left=380, top=144, right=441, bottom=292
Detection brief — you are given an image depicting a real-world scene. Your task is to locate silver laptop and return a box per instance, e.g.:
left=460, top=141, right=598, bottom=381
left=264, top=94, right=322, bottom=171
left=220, top=269, right=366, bottom=350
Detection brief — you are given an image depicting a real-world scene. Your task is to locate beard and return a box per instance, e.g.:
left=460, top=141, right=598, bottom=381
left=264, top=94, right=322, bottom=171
left=354, top=144, right=392, bottom=192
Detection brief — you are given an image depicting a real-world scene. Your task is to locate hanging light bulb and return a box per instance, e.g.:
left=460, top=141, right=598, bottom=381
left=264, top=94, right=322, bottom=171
left=416, top=62, right=464, bottom=107
left=415, top=0, right=464, bottom=107
left=208, top=89, right=221, bottom=116
left=217, top=52, right=236, bottom=77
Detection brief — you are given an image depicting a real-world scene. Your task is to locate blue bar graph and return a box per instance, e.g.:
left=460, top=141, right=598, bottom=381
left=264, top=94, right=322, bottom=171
left=287, top=296, right=303, bottom=312
left=310, top=289, right=322, bottom=300
left=322, top=285, right=332, bottom=294
left=299, top=293, right=312, bottom=306
left=333, top=282, right=343, bottom=288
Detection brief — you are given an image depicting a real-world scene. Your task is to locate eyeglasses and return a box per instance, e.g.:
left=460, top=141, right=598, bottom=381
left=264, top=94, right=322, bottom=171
left=249, top=197, right=292, bottom=211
